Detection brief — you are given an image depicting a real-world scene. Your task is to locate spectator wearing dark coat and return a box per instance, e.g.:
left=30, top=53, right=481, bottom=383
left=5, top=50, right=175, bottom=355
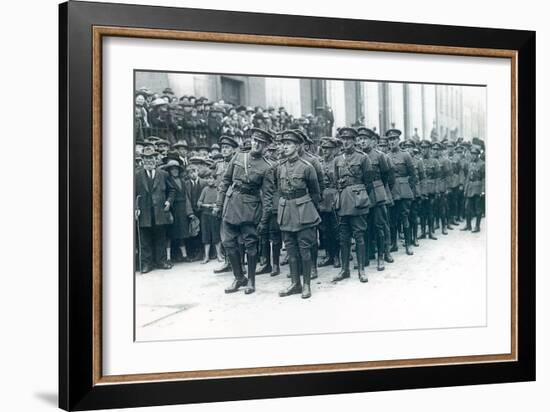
left=164, top=160, right=196, bottom=262
left=135, top=152, right=175, bottom=273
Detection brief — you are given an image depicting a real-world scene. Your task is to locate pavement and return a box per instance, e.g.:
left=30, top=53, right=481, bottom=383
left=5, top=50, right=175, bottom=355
left=135, top=222, right=486, bottom=342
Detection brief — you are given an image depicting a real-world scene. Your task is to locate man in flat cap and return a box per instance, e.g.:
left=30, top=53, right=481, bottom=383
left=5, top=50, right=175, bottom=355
left=462, top=146, right=485, bottom=233
left=361, top=128, right=392, bottom=270
left=317, top=137, right=341, bottom=269
left=214, top=128, right=275, bottom=294
left=277, top=130, right=321, bottom=299
left=333, top=127, right=372, bottom=283
left=134, top=151, right=175, bottom=273
left=386, top=128, right=418, bottom=256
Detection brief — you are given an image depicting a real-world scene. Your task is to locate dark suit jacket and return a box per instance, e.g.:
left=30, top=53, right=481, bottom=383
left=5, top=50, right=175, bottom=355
left=135, top=167, right=174, bottom=227
left=185, top=178, right=206, bottom=214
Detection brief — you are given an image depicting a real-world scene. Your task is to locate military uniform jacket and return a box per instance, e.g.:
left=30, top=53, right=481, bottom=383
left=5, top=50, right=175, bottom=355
left=216, top=151, right=274, bottom=226
left=276, top=156, right=321, bottom=232
left=387, top=148, right=417, bottom=200
left=365, top=148, right=390, bottom=205
left=303, top=151, right=325, bottom=194
left=464, top=159, right=485, bottom=198
left=422, top=156, right=440, bottom=195
left=412, top=155, right=427, bottom=198
left=333, top=149, right=372, bottom=216
left=438, top=157, right=452, bottom=193
left=135, top=167, right=174, bottom=227
left=450, top=156, right=462, bottom=189
left=318, top=156, right=338, bottom=213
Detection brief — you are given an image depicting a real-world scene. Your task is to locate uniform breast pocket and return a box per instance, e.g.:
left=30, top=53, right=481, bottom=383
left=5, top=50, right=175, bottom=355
left=290, top=174, right=306, bottom=189
left=349, top=163, right=362, bottom=176
left=351, top=185, right=370, bottom=209
left=233, top=161, right=246, bottom=180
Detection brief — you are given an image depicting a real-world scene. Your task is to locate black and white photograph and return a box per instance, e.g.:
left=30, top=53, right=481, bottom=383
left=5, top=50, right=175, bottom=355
left=133, top=71, right=487, bottom=342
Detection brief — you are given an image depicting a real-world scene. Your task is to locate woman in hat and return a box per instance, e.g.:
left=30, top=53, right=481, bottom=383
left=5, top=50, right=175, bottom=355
left=164, top=159, right=196, bottom=263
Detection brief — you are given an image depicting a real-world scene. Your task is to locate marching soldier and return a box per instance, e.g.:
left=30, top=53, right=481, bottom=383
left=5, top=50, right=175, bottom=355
left=403, top=139, right=426, bottom=247
left=419, top=140, right=439, bottom=240
left=213, top=135, right=240, bottom=274
left=436, top=141, right=452, bottom=235
left=462, top=146, right=485, bottom=233
left=318, top=137, right=341, bottom=269
left=214, top=128, right=275, bottom=295
left=277, top=130, right=322, bottom=299
left=333, top=127, right=372, bottom=283
left=363, top=129, right=392, bottom=270
left=386, top=129, right=417, bottom=256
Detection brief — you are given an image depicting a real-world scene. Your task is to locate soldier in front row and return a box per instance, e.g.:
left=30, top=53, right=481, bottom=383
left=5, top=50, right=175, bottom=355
left=462, top=146, right=485, bottom=233
left=277, top=130, right=321, bottom=299
left=214, top=128, right=275, bottom=295
left=386, top=129, right=417, bottom=256
left=333, top=127, right=372, bottom=283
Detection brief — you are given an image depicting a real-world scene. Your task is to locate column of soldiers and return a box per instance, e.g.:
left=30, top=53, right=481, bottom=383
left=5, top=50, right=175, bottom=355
left=135, top=103, right=486, bottom=300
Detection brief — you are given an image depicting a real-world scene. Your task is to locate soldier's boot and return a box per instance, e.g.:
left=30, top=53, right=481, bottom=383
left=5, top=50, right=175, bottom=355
left=441, top=218, right=448, bottom=235
left=270, top=245, right=281, bottom=277
left=377, top=253, right=385, bottom=271
left=279, top=257, right=302, bottom=297
left=384, top=242, right=394, bottom=263
left=405, top=226, right=414, bottom=256
left=333, top=243, right=351, bottom=282
left=333, top=254, right=341, bottom=268
left=357, top=243, right=368, bottom=283
left=301, top=259, right=312, bottom=299
left=318, top=254, right=333, bottom=267
left=428, top=219, right=438, bottom=240
left=412, top=222, right=420, bottom=247
left=310, top=246, right=318, bottom=280
left=214, top=257, right=232, bottom=274
left=280, top=253, right=289, bottom=266
left=419, top=217, right=427, bottom=239
left=472, top=216, right=481, bottom=233
left=224, top=251, right=248, bottom=294
left=390, top=226, right=398, bottom=252
left=244, top=253, right=257, bottom=295
left=461, top=216, right=472, bottom=231
left=256, top=243, right=272, bottom=274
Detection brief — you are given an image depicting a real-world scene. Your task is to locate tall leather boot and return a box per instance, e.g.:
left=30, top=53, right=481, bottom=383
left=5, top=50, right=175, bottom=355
left=279, top=256, right=302, bottom=297
left=357, top=241, right=368, bottom=283
left=384, top=241, right=394, bottom=263
left=301, top=258, right=312, bottom=299
left=244, top=253, right=257, bottom=294
left=311, top=244, right=318, bottom=280
left=270, top=244, right=281, bottom=276
left=377, top=235, right=385, bottom=271
left=412, top=219, right=419, bottom=246
left=472, top=216, right=481, bottom=233
left=461, top=217, right=472, bottom=231
left=224, top=250, right=248, bottom=293
left=428, top=217, right=438, bottom=240
left=441, top=217, right=448, bottom=235
left=333, top=242, right=351, bottom=282
left=405, top=225, right=414, bottom=255
left=256, top=240, right=272, bottom=274
left=390, top=225, right=398, bottom=252
left=419, top=215, right=427, bottom=239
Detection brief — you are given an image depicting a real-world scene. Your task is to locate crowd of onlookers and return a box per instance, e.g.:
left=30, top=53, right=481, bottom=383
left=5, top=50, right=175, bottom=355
left=135, top=86, right=336, bottom=148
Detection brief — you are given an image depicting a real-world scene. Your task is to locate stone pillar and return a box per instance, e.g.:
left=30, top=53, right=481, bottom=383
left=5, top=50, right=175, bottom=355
left=405, top=83, right=424, bottom=139
left=387, top=82, right=405, bottom=133
left=364, top=82, right=380, bottom=132
left=422, top=84, right=437, bottom=141
left=265, top=77, right=302, bottom=117
left=326, top=80, right=346, bottom=129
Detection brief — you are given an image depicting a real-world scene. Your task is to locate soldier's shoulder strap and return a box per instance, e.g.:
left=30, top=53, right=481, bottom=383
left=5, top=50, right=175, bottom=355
left=299, top=157, right=314, bottom=169
left=262, top=156, right=273, bottom=167
left=354, top=148, right=366, bottom=155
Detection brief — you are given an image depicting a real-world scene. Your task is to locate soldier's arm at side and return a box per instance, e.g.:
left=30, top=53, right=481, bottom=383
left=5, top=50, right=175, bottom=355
left=379, top=152, right=390, bottom=187
left=260, top=166, right=275, bottom=225
left=305, top=164, right=321, bottom=208
left=405, top=152, right=418, bottom=186
left=215, top=154, right=236, bottom=210
left=361, top=154, right=374, bottom=193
